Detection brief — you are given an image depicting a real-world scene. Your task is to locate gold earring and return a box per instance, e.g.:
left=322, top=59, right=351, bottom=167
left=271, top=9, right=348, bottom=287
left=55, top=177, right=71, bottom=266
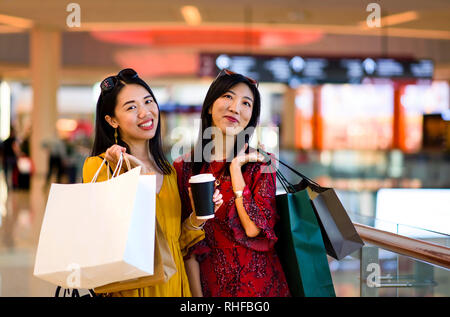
left=114, top=128, right=118, bottom=144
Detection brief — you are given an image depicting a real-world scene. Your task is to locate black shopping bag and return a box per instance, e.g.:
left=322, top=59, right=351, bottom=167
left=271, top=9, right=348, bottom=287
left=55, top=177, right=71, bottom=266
left=307, top=184, right=364, bottom=260
left=259, top=149, right=364, bottom=261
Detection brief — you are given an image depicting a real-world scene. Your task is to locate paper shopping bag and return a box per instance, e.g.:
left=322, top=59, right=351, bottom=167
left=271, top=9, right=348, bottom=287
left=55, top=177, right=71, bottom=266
left=307, top=185, right=364, bottom=260
left=94, top=218, right=177, bottom=293
left=34, top=165, right=158, bottom=289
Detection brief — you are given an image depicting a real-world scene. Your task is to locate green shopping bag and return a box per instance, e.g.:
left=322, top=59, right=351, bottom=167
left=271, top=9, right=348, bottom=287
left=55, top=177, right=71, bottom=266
left=259, top=149, right=335, bottom=297
left=275, top=189, right=336, bottom=297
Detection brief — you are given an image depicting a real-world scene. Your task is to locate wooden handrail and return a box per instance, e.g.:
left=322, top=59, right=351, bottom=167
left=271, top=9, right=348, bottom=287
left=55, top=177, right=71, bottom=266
left=353, top=223, right=450, bottom=270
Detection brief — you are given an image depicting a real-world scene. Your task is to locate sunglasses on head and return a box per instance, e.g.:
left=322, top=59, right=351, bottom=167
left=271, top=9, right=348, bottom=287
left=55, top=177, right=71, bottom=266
left=214, top=69, right=259, bottom=88
left=100, top=68, right=139, bottom=94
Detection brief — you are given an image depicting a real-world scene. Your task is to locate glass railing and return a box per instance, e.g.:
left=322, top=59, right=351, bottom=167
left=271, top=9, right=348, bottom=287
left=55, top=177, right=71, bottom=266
left=329, top=215, right=450, bottom=297
left=347, top=212, right=450, bottom=248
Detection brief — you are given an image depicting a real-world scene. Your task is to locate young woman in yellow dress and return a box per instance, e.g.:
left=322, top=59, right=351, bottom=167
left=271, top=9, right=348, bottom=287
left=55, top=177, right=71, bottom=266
left=82, top=68, right=223, bottom=297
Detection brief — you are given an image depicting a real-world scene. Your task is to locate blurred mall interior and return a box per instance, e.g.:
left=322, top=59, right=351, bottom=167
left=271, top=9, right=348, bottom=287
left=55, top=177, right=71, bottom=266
left=0, top=0, right=449, bottom=297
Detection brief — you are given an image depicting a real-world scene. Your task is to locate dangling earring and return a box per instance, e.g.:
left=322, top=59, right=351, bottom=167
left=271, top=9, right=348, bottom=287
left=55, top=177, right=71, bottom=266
left=114, top=128, right=118, bottom=144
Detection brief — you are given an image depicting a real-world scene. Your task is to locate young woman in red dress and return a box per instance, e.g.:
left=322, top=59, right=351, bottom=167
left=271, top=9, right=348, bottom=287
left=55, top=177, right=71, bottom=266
left=173, top=70, right=290, bottom=297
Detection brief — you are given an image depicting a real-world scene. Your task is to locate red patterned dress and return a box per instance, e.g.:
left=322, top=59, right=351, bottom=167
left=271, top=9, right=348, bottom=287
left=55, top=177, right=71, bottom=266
left=173, top=156, right=290, bottom=297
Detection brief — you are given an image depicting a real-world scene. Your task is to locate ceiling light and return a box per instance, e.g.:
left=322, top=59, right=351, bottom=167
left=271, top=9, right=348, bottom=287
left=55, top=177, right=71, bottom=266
left=359, top=10, right=419, bottom=29
left=0, top=14, right=33, bottom=29
left=181, top=6, right=202, bottom=25
left=381, top=11, right=419, bottom=27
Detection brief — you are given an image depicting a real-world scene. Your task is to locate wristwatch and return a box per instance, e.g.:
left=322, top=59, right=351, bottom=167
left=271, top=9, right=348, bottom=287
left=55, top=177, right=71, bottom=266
left=234, top=190, right=243, bottom=199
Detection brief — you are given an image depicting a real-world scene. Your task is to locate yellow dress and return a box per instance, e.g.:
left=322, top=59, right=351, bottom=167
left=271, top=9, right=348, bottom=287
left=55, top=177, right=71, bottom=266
left=82, top=155, right=204, bottom=297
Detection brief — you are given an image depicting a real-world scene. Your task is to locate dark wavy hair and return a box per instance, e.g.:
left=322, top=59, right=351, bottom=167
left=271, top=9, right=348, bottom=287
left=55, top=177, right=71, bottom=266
left=191, top=72, right=261, bottom=175
left=90, top=69, right=172, bottom=175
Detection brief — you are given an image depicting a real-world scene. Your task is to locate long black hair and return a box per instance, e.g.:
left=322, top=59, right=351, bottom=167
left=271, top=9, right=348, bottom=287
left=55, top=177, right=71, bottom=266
left=91, top=69, right=172, bottom=175
left=191, top=71, right=261, bottom=175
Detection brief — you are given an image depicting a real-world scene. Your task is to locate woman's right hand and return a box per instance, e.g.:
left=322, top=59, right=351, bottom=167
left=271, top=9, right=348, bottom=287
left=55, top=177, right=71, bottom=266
left=105, top=144, right=126, bottom=167
left=105, top=145, right=147, bottom=173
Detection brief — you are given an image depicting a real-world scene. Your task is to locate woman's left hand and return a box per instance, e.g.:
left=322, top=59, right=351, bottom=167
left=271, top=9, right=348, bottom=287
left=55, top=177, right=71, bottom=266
left=231, top=143, right=266, bottom=169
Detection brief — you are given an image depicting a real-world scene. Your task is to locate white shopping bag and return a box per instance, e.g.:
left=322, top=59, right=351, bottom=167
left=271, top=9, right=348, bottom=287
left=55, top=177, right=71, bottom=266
left=34, top=154, right=156, bottom=289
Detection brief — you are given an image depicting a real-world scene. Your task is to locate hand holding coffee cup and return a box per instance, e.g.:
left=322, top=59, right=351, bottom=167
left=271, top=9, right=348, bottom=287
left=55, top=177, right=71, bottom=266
left=188, top=174, right=223, bottom=223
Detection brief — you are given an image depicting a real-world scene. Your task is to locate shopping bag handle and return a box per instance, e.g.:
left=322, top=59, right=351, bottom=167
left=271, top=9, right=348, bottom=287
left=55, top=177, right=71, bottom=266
left=90, top=152, right=132, bottom=183
left=255, top=148, right=296, bottom=193
left=54, top=286, right=96, bottom=297
left=111, top=152, right=125, bottom=178
left=276, top=170, right=296, bottom=193
left=257, top=148, right=323, bottom=192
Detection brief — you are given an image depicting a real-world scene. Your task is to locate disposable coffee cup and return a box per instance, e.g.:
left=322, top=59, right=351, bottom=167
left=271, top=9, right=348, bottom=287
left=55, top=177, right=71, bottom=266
left=189, top=173, right=216, bottom=220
